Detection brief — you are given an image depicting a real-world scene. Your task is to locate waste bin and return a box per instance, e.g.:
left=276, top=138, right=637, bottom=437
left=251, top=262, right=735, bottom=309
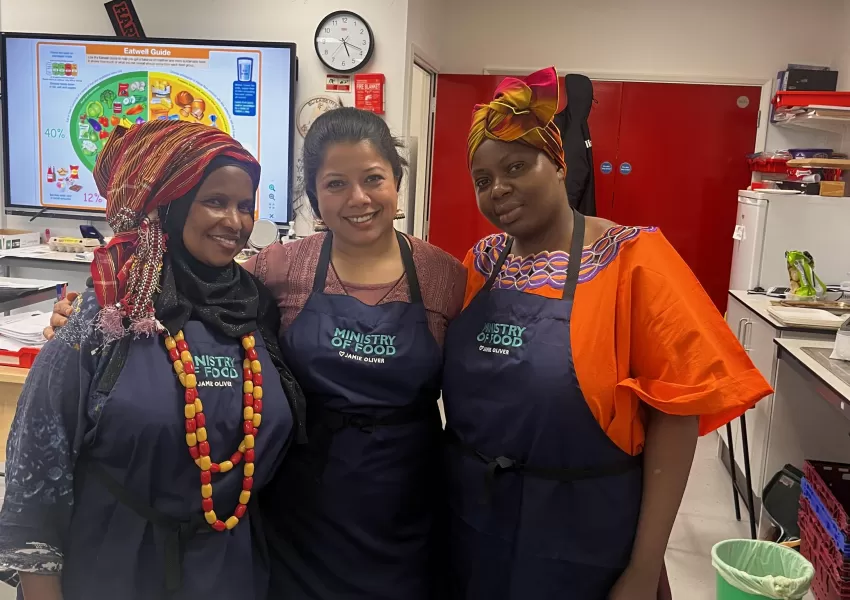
left=712, top=539, right=814, bottom=600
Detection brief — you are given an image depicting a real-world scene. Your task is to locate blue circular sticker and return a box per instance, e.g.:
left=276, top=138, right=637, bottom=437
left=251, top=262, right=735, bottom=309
left=600, top=161, right=613, bottom=175
left=619, top=162, right=632, bottom=175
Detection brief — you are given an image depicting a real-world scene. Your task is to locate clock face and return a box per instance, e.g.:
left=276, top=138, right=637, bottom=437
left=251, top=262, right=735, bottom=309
left=315, top=11, right=374, bottom=74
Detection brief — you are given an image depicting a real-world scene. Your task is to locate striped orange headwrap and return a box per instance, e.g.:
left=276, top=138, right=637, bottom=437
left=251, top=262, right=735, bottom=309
left=467, top=66, right=565, bottom=172
left=91, top=120, right=260, bottom=339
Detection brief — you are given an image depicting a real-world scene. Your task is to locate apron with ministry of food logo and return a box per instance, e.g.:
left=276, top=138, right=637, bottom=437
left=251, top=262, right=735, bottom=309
left=60, top=318, right=291, bottom=600
left=441, top=211, right=644, bottom=599
left=265, top=230, right=445, bottom=600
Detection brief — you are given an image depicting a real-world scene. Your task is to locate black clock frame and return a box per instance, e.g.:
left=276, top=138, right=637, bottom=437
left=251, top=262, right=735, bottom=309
left=314, top=10, right=375, bottom=74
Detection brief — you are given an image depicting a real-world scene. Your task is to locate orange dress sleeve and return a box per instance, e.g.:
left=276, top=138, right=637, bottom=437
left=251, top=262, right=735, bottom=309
left=615, top=231, right=773, bottom=437
left=461, top=247, right=488, bottom=309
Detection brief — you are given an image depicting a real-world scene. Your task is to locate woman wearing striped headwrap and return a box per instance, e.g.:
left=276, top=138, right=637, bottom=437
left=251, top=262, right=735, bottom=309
left=0, top=120, right=304, bottom=600
left=440, top=67, right=772, bottom=599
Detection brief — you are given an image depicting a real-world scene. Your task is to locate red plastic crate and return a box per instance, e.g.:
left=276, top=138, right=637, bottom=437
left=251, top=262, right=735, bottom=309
left=812, top=568, right=850, bottom=600
left=801, top=498, right=850, bottom=584
left=747, top=156, right=789, bottom=174
left=774, top=91, right=850, bottom=109
left=805, top=462, right=850, bottom=542
left=0, top=347, right=39, bottom=369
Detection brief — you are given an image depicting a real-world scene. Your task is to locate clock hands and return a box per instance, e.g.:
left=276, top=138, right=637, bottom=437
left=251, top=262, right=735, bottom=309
left=341, top=36, right=351, bottom=58
left=342, top=36, right=363, bottom=52
left=331, top=42, right=346, bottom=59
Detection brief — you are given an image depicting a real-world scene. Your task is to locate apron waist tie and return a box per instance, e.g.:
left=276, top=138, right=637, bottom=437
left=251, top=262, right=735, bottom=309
left=445, top=430, right=642, bottom=504
left=80, top=458, right=208, bottom=593
left=319, top=398, right=435, bottom=434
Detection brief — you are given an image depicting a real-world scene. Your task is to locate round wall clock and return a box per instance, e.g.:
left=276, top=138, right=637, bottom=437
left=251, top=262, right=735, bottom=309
left=297, top=96, right=341, bottom=138
left=315, top=11, right=374, bottom=73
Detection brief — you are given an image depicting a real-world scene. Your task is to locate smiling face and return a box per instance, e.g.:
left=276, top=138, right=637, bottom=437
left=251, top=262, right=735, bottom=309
left=315, top=140, right=398, bottom=246
left=471, top=138, right=567, bottom=240
left=182, top=165, right=256, bottom=267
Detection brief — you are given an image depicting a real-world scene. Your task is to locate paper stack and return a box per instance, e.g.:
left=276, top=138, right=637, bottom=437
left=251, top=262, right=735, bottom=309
left=0, top=312, right=51, bottom=351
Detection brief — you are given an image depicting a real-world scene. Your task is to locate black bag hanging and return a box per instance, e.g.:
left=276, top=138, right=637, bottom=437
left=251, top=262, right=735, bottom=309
left=553, top=74, right=596, bottom=217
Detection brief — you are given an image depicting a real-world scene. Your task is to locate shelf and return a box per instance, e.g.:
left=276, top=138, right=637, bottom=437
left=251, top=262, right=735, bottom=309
left=773, top=113, right=850, bottom=133
left=0, top=366, right=28, bottom=385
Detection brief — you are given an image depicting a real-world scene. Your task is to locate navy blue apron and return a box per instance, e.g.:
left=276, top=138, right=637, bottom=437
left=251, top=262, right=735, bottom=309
left=59, top=320, right=292, bottom=600
left=442, top=211, right=643, bottom=600
left=265, top=230, right=444, bottom=600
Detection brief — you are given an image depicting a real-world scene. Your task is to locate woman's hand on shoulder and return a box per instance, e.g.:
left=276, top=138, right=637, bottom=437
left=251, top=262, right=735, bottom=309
left=43, top=292, right=79, bottom=341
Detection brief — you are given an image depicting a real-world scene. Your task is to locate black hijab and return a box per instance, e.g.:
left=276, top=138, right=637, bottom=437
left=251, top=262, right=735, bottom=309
left=156, top=157, right=261, bottom=339
left=148, top=158, right=307, bottom=442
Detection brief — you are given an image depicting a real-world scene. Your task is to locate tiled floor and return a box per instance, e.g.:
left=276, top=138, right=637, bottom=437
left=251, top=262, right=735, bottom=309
left=666, top=433, right=750, bottom=598
left=0, top=434, right=785, bottom=599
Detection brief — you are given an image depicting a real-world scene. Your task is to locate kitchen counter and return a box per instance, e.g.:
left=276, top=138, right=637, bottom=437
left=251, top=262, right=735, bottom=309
left=774, top=339, right=850, bottom=422
left=728, top=290, right=845, bottom=332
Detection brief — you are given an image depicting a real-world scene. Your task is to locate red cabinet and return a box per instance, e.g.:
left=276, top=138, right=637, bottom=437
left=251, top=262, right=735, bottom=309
left=429, top=75, right=759, bottom=310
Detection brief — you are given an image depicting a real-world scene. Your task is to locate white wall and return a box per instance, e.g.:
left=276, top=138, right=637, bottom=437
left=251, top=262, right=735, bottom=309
left=0, top=0, right=411, bottom=238
left=440, top=0, right=844, bottom=81
left=406, top=0, right=445, bottom=70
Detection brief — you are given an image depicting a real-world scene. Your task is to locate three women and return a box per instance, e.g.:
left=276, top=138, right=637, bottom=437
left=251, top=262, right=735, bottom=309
left=29, top=79, right=771, bottom=599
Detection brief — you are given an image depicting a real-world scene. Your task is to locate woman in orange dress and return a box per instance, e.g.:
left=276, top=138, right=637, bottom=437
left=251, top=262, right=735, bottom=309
left=441, top=67, right=773, bottom=600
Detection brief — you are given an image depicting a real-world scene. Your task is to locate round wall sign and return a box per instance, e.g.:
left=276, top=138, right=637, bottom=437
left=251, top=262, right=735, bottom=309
left=297, top=95, right=341, bottom=138
left=619, top=162, right=632, bottom=176
left=600, top=161, right=613, bottom=175
left=737, top=96, right=750, bottom=109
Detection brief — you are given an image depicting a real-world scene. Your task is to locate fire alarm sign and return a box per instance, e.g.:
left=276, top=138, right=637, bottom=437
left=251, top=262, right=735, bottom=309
left=354, top=73, right=385, bottom=115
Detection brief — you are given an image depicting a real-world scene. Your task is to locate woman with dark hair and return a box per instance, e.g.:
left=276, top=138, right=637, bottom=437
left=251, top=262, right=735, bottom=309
left=248, top=106, right=465, bottom=599
left=443, top=68, right=773, bottom=599
left=2, top=120, right=304, bottom=600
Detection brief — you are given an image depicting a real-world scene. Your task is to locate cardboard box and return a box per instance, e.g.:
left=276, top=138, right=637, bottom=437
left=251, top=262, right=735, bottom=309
left=0, top=229, right=41, bottom=251
left=820, top=181, right=846, bottom=197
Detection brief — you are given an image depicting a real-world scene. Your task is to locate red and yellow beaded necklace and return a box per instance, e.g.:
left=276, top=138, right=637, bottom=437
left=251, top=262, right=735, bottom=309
left=164, top=330, right=263, bottom=532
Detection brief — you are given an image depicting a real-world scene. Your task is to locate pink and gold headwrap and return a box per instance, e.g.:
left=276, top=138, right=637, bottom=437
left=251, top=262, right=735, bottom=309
left=467, top=66, right=565, bottom=171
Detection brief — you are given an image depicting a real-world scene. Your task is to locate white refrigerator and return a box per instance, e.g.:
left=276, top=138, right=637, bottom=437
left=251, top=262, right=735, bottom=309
left=729, top=191, right=850, bottom=291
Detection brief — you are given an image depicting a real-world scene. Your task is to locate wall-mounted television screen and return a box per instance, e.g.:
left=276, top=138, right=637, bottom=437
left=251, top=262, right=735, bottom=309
left=1, top=33, right=296, bottom=224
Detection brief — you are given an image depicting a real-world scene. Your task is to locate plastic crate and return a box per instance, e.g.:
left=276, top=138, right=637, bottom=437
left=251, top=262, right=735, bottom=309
left=774, top=91, right=850, bottom=109
left=806, top=462, right=850, bottom=542
left=803, top=479, right=850, bottom=558
left=812, top=567, right=850, bottom=600
left=800, top=497, right=850, bottom=584
left=747, top=155, right=790, bottom=174
left=0, top=347, right=39, bottom=369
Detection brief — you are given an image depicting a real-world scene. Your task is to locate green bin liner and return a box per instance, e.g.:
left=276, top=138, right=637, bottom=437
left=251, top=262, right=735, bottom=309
left=711, top=539, right=814, bottom=600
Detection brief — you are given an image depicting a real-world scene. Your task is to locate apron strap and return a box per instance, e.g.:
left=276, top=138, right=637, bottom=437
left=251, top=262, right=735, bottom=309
left=313, top=233, right=334, bottom=293
left=481, top=238, right=514, bottom=293
left=396, top=230, right=423, bottom=305
left=312, top=230, right=423, bottom=305
left=445, top=429, right=641, bottom=504
left=562, top=209, right=585, bottom=302
left=79, top=458, right=207, bottom=594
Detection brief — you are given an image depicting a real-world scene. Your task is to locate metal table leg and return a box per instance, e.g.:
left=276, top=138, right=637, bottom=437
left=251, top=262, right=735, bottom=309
left=726, top=422, right=741, bottom=521
left=740, top=412, right=758, bottom=539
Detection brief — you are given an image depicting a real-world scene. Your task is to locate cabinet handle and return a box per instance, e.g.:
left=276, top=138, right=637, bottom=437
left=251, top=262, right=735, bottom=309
left=743, top=320, right=753, bottom=353
left=736, top=317, right=747, bottom=342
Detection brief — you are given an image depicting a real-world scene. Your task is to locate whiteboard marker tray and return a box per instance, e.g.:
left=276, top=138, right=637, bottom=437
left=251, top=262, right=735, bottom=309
left=766, top=306, right=849, bottom=329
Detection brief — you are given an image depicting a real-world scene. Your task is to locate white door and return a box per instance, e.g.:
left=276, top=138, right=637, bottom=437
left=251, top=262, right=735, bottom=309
left=407, top=62, right=437, bottom=240
left=729, top=196, right=767, bottom=291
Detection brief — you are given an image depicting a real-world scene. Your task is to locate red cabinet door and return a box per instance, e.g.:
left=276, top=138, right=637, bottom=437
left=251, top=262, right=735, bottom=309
left=586, top=81, right=623, bottom=220
left=611, top=82, right=759, bottom=311
left=430, top=74, right=503, bottom=260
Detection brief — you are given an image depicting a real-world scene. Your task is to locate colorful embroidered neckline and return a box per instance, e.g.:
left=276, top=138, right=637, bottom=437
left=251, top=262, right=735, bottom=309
left=473, top=226, right=655, bottom=291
